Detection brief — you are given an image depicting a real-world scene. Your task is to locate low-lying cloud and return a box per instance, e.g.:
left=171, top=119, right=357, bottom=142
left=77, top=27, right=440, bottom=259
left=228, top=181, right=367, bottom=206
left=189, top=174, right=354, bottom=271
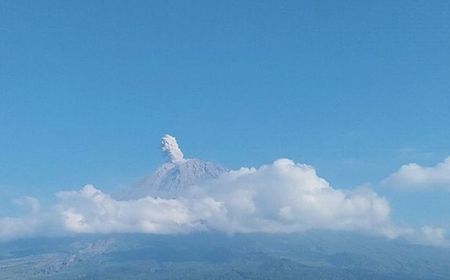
left=1, top=158, right=447, bottom=247
left=189, top=159, right=393, bottom=235
left=382, top=157, right=450, bottom=190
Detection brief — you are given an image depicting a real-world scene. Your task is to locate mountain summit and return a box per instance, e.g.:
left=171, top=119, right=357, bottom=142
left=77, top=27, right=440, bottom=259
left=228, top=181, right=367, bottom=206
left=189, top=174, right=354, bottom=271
left=127, top=135, right=226, bottom=199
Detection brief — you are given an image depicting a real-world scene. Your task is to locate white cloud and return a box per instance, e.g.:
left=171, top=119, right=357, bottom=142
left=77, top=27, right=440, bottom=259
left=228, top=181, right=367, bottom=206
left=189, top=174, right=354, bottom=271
left=56, top=185, right=213, bottom=234
left=382, top=157, right=450, bottom=190
left=0, top=158, right=447, bottom=247
left=188, top=159, right=395, bottom=236
left=399, top=226, right=450, bottom=247
left=419, top=226, right=449, bottom=247
left=0, top=197, right=44, bottom=241
left=55, top=159, right=395, bottom=237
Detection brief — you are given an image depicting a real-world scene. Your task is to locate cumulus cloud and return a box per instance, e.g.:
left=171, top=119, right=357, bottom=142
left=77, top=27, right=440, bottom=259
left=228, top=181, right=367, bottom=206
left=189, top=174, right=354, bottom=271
left=189, top=159, right=395, bottom=236
left=50, top=159, right=394, bottom=237
left=0, top=158, right=447, bottom=247
left=0, top=197, right=44, bottom=241
left=55, top=185, right=215, bottom=234
left=399, top=226, right=450, bottom=247
left=419, top=226, right=449, bottom=247
left=382, top=157, right=450, bottom=190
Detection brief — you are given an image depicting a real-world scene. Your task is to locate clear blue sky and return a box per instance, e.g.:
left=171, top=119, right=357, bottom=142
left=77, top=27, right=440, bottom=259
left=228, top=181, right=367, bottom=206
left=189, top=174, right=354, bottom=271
left=1, top=1, right=450, bottom=225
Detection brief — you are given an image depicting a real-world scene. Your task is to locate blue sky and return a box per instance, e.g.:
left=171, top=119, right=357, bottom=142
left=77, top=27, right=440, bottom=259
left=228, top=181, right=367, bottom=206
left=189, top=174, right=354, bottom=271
left=1, top=1, right=450, bottom=227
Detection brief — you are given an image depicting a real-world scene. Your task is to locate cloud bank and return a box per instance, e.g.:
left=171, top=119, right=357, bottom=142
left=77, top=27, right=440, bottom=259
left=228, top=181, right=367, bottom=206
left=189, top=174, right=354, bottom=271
left=190, top=159, right=394, bottom=235
left=1, top=158, right=447, bottom=246
left=383, top=157, right=450, bottom=190
left=55, top=159, right=393, bottom=236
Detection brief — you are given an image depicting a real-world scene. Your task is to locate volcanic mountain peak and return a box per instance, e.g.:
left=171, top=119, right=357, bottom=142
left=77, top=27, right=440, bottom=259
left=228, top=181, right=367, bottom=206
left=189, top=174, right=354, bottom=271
left=126, top=135, right=226, bottom=199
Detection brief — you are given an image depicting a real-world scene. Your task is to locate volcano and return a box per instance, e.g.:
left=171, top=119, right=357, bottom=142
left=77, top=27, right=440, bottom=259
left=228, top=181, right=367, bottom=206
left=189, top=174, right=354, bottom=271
left=126, top=134, right=226, bottom=199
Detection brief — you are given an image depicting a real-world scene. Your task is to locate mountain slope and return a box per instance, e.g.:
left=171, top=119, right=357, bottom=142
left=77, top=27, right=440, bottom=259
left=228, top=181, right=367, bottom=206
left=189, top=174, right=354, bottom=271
left=1, top=232, right=450, bottom=280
